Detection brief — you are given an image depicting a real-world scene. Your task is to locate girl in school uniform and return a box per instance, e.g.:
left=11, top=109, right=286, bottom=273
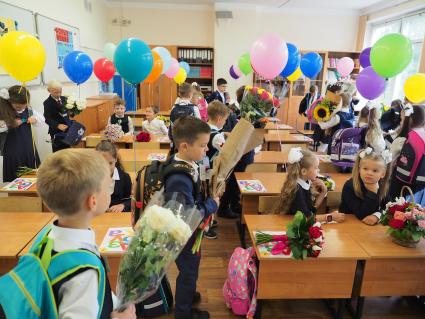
left=273, top=147, right=345, bottom=223
left=96, top=140, right=132, bottom=212
left=339, top=147, right=392, bottom=225
left=0, top=86, right=43, bottom=182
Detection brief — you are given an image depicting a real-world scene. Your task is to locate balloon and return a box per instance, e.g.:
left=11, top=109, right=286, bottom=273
left=144, top=51, right=163, bottom=84
left=287, top=67, right=302, bottom=82
left=404, top=73, right=425, bottom=104
left=93, top=58, right=115, bottom=82
left=63, top=51, right=93, bottom=85
left=300, top=52, right=323, bottom=79
left=238, top=53, right=253, bottom=75
left=165, top=58, right=179, bottom=78
left=103, top=43, right=116, bottom=61
left=280, top=43, right=300, bottom=77
left=359, top=47, right=371, bottom=68
left=229, top=65, right=239, bottom=80
left=233, top=64, right=242, bottom=77
left=336, top=57, right=354, bottom=77
left=153, top=47, right=172, bottom=74
left=356, top=66, right=386, bottom=100
left=179, top=61, right=190, bottom=74
left=114, top=38, right=153, bottom=85
left=174, top=67, right=187, bottom=84
left=370, top=33, right=413, bottom=78
left=0, top=31, right=46, bottom=82
left=250, top=33, right=288, bottom=80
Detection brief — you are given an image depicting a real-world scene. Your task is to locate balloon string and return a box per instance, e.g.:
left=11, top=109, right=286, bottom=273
left=23, top=82, right=38, bottom=169
left=132, top=84, right=137, bottom=175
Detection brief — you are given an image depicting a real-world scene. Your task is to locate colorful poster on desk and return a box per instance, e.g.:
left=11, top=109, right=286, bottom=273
left=2, top=178, right=37, bottom=191
left=99, top=227, right=135, bottom=253
left=238, top=180, right=267, bottom=193
left=55, top=27, right=75, bottom=68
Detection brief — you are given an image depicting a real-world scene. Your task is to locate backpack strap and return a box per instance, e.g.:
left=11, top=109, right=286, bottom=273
left=29, top=225, right=52, bottom=255
left=163, top=160, right=200, bottom=196
left=134, top=165, right=148, bottom=225
left=246, top=247, right=258, bottom=318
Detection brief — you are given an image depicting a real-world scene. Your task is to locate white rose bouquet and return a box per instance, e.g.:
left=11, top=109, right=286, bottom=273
left=116, top=192, right=203, bottom=308
left=62, top=95, right=87, bottom=116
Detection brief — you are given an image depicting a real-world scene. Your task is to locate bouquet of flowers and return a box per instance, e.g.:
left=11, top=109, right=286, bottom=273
left=136, top=131, right=151, bottom=142
left=380, top=187, right=425, bottom=247
left=117, top=192, right=203, bottom=308
left=239, top=86, right=281, bottom=125
left=255, top=212, right=324, bottom=259
left=103, top=124, right=124, bottom=142
left=62, top=95, right=87, bottom=116
left=317, top=175, right=336, bottom=191
left=309, top=98, right=338, bottom=123
left=157, top=115, right=170, bottom=127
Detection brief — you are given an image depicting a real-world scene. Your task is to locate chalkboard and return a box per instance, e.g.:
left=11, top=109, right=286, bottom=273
left=35, top=13, right=80, bottom=84
left=0, top=0, right=41, bottom=86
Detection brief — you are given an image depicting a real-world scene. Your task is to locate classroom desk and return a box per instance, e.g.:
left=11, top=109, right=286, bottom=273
left=245, top=214, right=369, bottom=319
left=0, top=178, right=38, bottom=196
left=85, top=133, right=134, bottom=148
left=253, top=151, right=288, bottom=171
left=118, top=149, right=169, bottom=172
left=149, top=135, right=171, bottom=150
left=125, top=109, right=171, bottom=119
left=297, top=129, right=315, bottom=136
left=264, top=133, right=313, bottom=151
left=264, top=123, right=293, bottom=131
left=0, top=212, right=54, bottom=274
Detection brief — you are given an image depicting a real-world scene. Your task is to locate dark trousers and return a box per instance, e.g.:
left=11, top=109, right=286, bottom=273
left=51, top=135, right=70, bottom=153
left=174, top=233, right=200, bottom=318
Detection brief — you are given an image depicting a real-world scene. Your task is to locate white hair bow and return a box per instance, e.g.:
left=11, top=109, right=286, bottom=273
left=359, top=147, right=392, bottom=164
left=0, top=88, right=9, bottom=100
left=404, top=104, right=414, bottom=117
left=288, top=147, right=303, bottom=164
left=359, top=147, right=373, bottom=159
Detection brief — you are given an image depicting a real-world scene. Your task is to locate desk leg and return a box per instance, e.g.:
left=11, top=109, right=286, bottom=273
left=254, top=299, right=262, bottom=319
left=347, top=260, right=365, bottom=319
left=236, top=219, right=246, bottom=248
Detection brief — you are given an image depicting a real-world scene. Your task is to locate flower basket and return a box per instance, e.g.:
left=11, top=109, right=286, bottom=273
left=380, top=186, right=425, bottom=248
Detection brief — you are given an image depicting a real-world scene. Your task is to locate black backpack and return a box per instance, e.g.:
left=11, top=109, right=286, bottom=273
left=135, top=275, right=174, bottom=317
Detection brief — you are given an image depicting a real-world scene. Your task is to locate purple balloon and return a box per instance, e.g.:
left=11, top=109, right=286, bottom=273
left=356, top=66, right=386, bottom=100
left=229, top=65, right=239, bottom=80
left=359, top=47, right=371, bottom=68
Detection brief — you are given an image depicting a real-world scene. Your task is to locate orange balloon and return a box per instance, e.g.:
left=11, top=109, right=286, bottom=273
left=144, top=51, right=163, bottom=83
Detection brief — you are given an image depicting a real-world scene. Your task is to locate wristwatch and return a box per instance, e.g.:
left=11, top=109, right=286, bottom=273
left=326, top=214, right=333, bottom=223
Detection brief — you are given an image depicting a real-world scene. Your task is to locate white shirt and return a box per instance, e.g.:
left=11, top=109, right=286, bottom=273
left=108, top=115, right=134, bottom=135
left=48, top=222, right=117, bottom=319
left=174, top=99, right=201, bottom=119
left=219, top=92, right=225, bottom=103
left=0, top=121, right=7, bottom=133
left=208, top=123, right=226, bottom=151
left=174, top=154, right=199, bottom=183
left=142, top=118, right=168, bottom=135
left=297, top=178, right=311, bottom=190
left=318, top=107, right=350, bottom=130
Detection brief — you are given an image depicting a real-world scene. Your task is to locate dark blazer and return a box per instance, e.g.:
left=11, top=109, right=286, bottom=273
left=43, top=95, right=68, bottom=137
left=206, top=90, right=229, bottom=105
left=111, top=166, right=132, bottom=211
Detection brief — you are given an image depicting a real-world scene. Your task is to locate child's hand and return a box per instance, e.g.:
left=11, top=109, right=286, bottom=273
left=213, top=196, right=220, bottom=207
left=28, top=117, right=37, bottom=124
left=111, top=304, right=136, bottom=319
left=331, top=211, right=345, bottom=223
left=108, top=204, right=125, bottom=213
left=312, top=179, right=327, bottom=194
left=15, top=119, right=23, bottom=126
left=364, top=182, right=379, bottom=194
left=362, top=215, right=379, bottom=226
left=58, top=124, right=68, bottom=131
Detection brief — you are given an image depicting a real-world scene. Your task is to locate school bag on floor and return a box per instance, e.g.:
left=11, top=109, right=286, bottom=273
left=394, top=129, right=425, bottom=186
left=223, top=247, right=257, bottom=318
left=330, top=126, right=367, bottom=167
left=0, top=226, right=106, bottom=319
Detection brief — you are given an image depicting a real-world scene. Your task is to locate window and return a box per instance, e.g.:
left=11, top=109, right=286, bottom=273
left=366, top=11, right=425, bottom=104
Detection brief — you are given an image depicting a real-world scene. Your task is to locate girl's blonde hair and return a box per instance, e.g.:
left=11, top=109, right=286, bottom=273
left=352, top=149, right=391, bottom=202
left=273, top=149, right=317, bottom=214
left=365, top=107, right=383, bottom=145
left=356, top=106, right=369, bottom=127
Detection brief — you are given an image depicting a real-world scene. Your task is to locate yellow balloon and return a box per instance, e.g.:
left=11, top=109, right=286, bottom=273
left=174, top=67, right=187, bottom=85
left=0, top=31, right=46, bottom=82
left=287, top=67, right=302, bottom=82
left=404, top=73, right=425, bottom=104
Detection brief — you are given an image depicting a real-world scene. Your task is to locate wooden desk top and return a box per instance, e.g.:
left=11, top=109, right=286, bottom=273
left=151, top=135, right=171, bottom=144
left=264, top=133, right=313, bottom=144
left=0, top=213, right=54, bottom=257
left=254, top=151, right=288, bottom=164
left=297, top=129, right=315, bottom=135
left=245, top=215, right=369, bottom=260
left=86, top=133, right=134, bottom=144
left=126, top=109, right=171, bottom=117
left=264, top=123, right=293, bottom=130
left=119, top=149, right=169, bottom=163
left=235, top=172, right=286, bottom=195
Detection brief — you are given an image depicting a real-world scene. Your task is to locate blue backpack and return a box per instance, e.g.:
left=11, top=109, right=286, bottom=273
left=0, top=226, right=106, bottom=319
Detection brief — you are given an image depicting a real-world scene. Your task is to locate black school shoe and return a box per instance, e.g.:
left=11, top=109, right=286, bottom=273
left=203, top=228, right=217, bottom=239
left=217, top=207, right=239, bottom=219
left=175, top=308, right=210, bottom=319
left=193, top=291, right=201, bottom=304
left=211, top=220, right=218, bottom=228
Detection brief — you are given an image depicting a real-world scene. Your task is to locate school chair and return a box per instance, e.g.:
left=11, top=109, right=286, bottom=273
left=258, top=196, right=280, bottom=214
left=86, top=135, right=104, bottom=148
left=0, top=197, right=43, bottom=212
left=327, top=192, right=342, bottom=211
left=245, top=163, right=278, bottom=172
left=134, top=142, right=161, bottom=150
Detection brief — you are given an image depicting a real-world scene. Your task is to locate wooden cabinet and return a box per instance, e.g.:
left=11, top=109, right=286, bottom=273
left=73, top=96, right=115, bottom=135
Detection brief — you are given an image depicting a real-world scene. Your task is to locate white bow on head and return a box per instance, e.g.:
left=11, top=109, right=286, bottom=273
left=0, top=88, right=9, bottom=100
left=404, top=104, right=414, bottom=117
left=288, top=147, right=303, bottom=164
left=359, top=147, right=392, bottom=164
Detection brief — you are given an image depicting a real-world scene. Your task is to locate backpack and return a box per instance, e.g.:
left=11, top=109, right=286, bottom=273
left=54, top=120, right=86, bottom=146
left=330, top=126, right=367, bottom=167
left=223, top=247, right=257, bottom=318
left=0, top=225, right=106, bottom=319
left=395, top=130, right=425, bottom=186
left=135, top=275, right=173, bottom=318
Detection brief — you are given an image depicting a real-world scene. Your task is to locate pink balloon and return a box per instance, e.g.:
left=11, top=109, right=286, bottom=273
left=336, top=57, right=354, bottom=77
left=250, top=34, right=288, bottom=80
left=165, top=58, right=179, bottom=78
left=233, top=64, right=242, bottom=77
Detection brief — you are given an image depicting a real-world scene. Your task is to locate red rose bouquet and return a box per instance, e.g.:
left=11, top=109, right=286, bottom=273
left=255, top=212, right=324, bottom=260
left=136, top=131, right=151, bottom=142
left=380, top=186, right=425, bottom=247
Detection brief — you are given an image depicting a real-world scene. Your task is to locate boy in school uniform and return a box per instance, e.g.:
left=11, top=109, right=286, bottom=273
left=108, top=99, right=134, bottom=135
left=142, top=105, right=168, bottom=135
left=36, top=149, right=136, bottom=319
left=165, top=116, right=219, bottom=319
left=207, top=78, right=230, bottom=106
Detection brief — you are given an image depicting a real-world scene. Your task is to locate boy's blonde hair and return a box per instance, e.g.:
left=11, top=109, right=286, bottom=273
left=207, top=101, right=229, bottom=121
left=178, top=83, right=193, bottom=98
left=47, top=80, right=62, bottom=90
left=114, top=98, right=126, bottom=107
left=37, top=149, right=110, bottom=216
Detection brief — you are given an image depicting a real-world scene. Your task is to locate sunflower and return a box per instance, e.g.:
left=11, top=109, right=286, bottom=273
left=313, top=104, right=331, bottom=122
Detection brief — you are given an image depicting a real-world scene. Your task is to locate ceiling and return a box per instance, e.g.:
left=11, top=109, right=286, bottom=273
left=105, top=0, right=386, bottom=11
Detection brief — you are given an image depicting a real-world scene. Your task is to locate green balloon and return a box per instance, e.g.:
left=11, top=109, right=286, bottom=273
left=238, top=53, right=253, bottom=75
left=370, top=33, right=412, bottom=78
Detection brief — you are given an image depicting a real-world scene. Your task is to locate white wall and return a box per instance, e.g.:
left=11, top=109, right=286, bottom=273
left=0, top=0, right=108, bottom=179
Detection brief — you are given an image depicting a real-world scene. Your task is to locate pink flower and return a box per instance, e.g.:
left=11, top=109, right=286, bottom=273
left=260, top=91, right=270, bottom=101
left=412, top=208, right=425, bottom=219
left=418, top=220, right=425, bottom=229
left=404, top=211, right=415, bottom=221
left=273, top=98, right=281, bottom=107
left=394, top=211, right=407, bottom=222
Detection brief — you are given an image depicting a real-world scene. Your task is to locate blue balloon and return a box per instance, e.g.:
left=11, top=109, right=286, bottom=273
left=179, top=61, right=190, bottom=74
left=63, top=51, right=93, bottom=85
left=280, top=43, right=300, bottom=78
left=114, top=38, right=153, bottom=84
left=300, top=52, right=323, bottom=79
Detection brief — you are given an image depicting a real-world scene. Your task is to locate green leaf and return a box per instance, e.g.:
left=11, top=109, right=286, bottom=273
left=302, top=249, right=308, bottom=260
left=412, top=233, right=421, bottom=241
